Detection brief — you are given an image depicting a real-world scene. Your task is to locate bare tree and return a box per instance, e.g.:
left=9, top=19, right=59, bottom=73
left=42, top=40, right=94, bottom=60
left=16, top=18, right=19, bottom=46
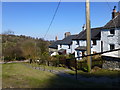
left=2, top=30, right=14, bottom=35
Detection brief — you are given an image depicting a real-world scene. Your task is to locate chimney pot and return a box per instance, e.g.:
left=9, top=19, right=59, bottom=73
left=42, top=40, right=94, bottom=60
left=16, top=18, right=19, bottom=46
left=112, top=6, right=117, bottom=19
left=65, top=32, right=71, bottom=38
left=113, top=9, right=116, bottom=12
left=55, top=36, right=58, bottom=41
left=82, top=24, right=86, bottom=31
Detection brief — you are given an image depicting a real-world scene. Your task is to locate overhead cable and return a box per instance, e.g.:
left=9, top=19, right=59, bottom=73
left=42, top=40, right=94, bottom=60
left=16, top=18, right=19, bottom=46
left=43, top=0, right=61, bottom=39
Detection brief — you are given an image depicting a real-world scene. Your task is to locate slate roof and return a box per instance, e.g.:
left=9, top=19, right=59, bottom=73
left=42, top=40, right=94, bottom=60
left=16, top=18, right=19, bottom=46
left=49, top=14, right=120, bottom=49
left=49, top=34, right=78, bottom=49
left=75, top=46, right=87, bottom=51
left=74, top=27, right=103, bottom=40
left=58, top=49, right=66, bottom=53
left=60, top=34, right=78, bottom=45
left=49, top=40, right=62, bottom=49
left=103, top=14, right=120, bottom=29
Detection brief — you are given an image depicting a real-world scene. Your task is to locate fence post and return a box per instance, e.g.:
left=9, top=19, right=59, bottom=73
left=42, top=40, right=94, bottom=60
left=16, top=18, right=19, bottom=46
left=75, top=58, right=77, bottom=80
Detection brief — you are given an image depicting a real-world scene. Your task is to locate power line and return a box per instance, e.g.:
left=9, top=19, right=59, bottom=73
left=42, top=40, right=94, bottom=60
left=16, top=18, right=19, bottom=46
left=66, top=48, right=120, bottom=60
left=43, top=0, right=61, bottom=39
left=77, top=48, right=120, bottom=58
left=106, top=1, right=112, bottom=10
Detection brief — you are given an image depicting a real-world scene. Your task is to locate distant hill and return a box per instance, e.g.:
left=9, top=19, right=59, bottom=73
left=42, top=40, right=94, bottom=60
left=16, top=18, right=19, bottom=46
left=1, top=34, right=50, bottom=61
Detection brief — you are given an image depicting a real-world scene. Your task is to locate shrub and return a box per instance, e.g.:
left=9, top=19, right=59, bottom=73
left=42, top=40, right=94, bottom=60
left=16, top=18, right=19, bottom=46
left=77, top=55, right=103, bottom=71
left=92, top=55, right=102, bottom=60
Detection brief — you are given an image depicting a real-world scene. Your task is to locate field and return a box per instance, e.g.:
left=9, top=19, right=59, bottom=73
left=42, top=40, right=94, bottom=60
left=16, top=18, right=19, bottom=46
left=2, top=63, right=120, bottom=88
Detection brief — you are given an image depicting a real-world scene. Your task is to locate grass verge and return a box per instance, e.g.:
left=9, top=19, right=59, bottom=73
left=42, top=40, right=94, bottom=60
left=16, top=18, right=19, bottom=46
left=65, top=68, right=120, bottom=78
left=2, top=63, right=120, bottom=88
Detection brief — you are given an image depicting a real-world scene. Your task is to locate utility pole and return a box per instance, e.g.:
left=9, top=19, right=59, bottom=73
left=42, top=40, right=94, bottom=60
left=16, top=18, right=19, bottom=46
left=86, top=0, right=91, bottom=72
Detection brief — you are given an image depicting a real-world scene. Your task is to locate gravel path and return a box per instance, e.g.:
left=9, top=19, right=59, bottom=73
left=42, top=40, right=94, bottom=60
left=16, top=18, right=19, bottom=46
left=23, top=63, right=120, bottom=85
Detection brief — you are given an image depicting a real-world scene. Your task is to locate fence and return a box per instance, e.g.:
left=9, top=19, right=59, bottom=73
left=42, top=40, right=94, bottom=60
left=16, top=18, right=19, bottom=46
left=28, top=48, right=120, bottom=79
left=32, top=48, right=120, bottom=69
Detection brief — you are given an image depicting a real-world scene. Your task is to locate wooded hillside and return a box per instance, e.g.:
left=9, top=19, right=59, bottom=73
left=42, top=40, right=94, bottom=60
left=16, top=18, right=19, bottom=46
left=1, top=34, right=51, bottom=61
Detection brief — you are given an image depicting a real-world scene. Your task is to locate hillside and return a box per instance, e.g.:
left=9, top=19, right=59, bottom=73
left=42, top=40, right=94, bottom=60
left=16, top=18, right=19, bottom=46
left=1, top=34, right=51, bottom=61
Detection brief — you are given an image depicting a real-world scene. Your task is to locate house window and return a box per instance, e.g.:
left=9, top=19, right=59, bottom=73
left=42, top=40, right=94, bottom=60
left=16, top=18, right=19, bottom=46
left=60, top=44, right=62, bottom=48
left=82, top=51, right=85, bottom=56
left=93, top=40, right=97, bottom=45
left=110, top=44, right=115, bottom=50
left=68, top=45, right=70, bottom=49
left=77, top=51, right=79, bottom=56
left=93, top=51, right=97, bottom=54
left=76, top=40, right=79, bottom=45
left=101, top=41, right=103, bottom=52
left=110, top=29, right=115, bottom=34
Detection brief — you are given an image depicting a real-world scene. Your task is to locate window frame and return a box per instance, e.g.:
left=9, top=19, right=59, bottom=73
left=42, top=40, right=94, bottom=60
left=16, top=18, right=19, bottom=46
left=60, top=44, right=62, bottom=48
left=76, top=40, right=79, bottom=45
left=110, top=29, right=115, bottom=35
left=68, top=45, right=71, bottom=49
left=110, top=44, right=115, bottom=50
left=92, top=40, right=97, bottom=45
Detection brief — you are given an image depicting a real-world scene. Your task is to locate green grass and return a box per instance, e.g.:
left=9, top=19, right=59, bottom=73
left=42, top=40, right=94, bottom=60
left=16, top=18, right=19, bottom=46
left=27, top=62, right=69, bottom=71
left=28, top=62, right=120, bottom=78
left=2, top=63, right=82, bottom=88
left=65, top=69, right=120, bottom=78
left=2, top=63, right=120, bottom=88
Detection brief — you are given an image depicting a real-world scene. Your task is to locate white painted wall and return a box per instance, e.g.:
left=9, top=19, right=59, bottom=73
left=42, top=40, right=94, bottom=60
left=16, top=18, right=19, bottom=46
left=75, top=51, right=82, bottom=60
left=101, top=28, right=120, bottom=57
left=92, top=40, right=101, bottom=53
left=58, top=44, right=71, bottom=54
left=71, top=40, right=79, bottom=53
left=119, top=50, right=120, bottom=57
left=55, top=27, right=120, bottom=58
left=49, top=48, right=58, bottom=56
left=74, top=39, right=101, bottom=59
left=101, top=29, right=109, bottom=51
left=117, top=28, right=120, bottom=57
left=80, top=40, right=86, bottom=46
left=51, top=52, right=58, bottom=56
left=75, top=40, right=86, bottom=59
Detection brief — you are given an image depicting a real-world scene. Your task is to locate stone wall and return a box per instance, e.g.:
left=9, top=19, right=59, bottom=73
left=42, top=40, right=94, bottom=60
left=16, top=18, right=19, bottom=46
left=102, top=56, right=120, bottom=70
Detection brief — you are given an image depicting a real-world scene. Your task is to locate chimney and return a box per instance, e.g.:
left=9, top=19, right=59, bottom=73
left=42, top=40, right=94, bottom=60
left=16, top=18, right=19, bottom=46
left=64, top=32, right=71, bottom=38
left=112, top=6, right=117, bottom=19
left=82, top=24, right=86, bottom=31
left=55, top=36, right=58, bottom=41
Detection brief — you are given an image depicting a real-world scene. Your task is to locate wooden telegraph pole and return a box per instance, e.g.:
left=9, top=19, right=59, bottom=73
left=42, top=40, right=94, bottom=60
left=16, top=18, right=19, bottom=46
left=86, top=0, right=92, bottom=72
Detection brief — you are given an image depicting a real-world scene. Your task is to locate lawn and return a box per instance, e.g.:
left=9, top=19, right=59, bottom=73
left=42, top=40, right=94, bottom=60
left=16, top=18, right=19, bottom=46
left=26, top=62, right=70, bottom=71
left=2, top=63, right=120, bottom=88
left=65, top=67, right=120, bottom=78
left=28, top=62, right=120, bottom=78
